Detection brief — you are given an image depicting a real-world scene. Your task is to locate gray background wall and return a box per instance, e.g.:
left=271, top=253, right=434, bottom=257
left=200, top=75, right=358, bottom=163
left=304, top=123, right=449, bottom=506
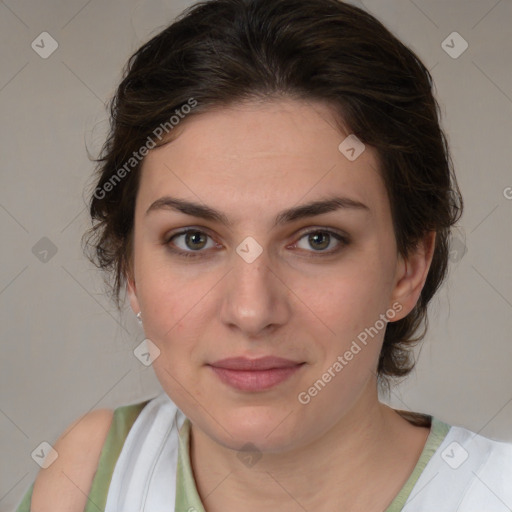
left=1, top=0, right=511, bottom=509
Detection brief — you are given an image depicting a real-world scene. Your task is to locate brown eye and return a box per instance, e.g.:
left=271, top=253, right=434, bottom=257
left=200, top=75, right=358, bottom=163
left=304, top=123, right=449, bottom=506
left=307, top=232, right=330, bottom=250
left=165, top=229, right=216, bottom=258
left=183, top=231, right=208, bottom=250
left=294, top=229, right=348, bottom=255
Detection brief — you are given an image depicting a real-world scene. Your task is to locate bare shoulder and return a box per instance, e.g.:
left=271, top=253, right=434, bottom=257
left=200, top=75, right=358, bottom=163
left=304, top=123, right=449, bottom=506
left=31, top=408, right=114, bottom=512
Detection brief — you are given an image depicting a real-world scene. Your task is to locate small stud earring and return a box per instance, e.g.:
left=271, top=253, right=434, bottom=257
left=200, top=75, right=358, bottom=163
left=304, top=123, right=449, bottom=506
left=136, top=311, right=143, bottom=326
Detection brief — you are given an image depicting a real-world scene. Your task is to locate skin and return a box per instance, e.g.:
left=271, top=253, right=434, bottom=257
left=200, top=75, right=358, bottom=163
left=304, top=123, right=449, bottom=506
left=31, top=409, right=114, bottom=511
left=127, top=98, right=436, bottom=511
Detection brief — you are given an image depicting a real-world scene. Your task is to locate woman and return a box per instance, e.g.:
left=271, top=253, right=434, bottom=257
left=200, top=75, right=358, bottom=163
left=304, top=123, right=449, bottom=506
left=16, top=0, right=512, bottom=510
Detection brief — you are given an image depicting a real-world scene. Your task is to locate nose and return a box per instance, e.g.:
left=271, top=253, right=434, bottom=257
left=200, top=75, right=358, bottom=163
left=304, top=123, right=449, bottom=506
left=219, top=244, right=291, bottom=339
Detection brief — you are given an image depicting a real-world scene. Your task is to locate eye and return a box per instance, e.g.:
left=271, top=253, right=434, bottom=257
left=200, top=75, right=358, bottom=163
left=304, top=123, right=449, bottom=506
left=293, top=229, right=348, bottom=255
left=165, top=229, right=218, bottom=258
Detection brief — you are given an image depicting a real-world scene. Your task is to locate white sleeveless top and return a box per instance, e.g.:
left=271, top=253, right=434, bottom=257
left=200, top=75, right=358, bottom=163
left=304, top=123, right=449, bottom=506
left=104, top=392, right=512, bottom=511
left=104, top=392, right=186, bottom=511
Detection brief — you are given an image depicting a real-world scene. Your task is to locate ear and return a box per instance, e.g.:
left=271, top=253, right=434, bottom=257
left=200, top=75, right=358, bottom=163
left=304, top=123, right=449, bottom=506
left=126, top=270, right=141, bottom=316
left=389, top=231, right=436, bottom=321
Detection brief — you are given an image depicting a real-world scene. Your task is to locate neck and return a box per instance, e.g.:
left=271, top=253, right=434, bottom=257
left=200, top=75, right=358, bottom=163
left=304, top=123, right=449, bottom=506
left=189, top=378, right=429, bottom=512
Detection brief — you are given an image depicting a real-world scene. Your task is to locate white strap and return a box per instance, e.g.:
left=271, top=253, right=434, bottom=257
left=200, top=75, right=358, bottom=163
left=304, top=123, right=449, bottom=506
left=403, top=424, right=512, bottom=511
left=104, top=392, right=185, bottom=512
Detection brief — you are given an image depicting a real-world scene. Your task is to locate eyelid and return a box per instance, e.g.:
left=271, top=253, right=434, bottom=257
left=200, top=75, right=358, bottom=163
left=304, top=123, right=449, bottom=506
left=294, top=225, right=350, bottom=241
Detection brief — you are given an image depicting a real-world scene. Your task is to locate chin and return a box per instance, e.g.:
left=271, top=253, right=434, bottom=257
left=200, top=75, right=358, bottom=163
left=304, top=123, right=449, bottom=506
left=204, top=406, right=305, bottom=453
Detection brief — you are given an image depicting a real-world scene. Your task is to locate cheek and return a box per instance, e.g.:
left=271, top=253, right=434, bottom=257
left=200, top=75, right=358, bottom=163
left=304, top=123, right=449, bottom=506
left=135, top=241, right=211, bottom=330
left=305, top=255, right=394, bottom=341
left=294, top=255, right=396, bottom=398
left=296, top=270, right=389, bottom=417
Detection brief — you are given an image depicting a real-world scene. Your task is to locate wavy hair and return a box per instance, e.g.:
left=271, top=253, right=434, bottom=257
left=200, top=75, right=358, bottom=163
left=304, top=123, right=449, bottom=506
left=82, top=0, right=463, bottom=393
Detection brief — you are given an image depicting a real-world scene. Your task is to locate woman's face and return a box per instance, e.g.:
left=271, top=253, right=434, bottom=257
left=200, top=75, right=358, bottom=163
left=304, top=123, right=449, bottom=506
left=127, top=98, right=419, bottom=452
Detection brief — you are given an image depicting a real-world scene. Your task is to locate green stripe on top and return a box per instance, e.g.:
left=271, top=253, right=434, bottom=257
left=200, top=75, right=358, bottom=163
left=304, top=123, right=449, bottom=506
left=14, top=482, right=33, bottom=512
left=15, top=400, right=150, bottom=512
left=385, top=416, right=451, bottom=511
left=175, top=418, right=206, bottom=512
left=175, top=415, right=451, bottom=512
left=86, top=400, right=150, bottom=511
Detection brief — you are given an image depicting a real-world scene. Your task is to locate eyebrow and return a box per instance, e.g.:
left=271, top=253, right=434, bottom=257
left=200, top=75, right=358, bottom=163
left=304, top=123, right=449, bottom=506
left=145, top=195, right=369, bottom=227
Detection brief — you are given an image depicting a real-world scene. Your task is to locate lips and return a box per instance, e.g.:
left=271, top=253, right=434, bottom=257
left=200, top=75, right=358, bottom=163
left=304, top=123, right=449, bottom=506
left=210, top=356, right=302, bottom=370
left=208, top=356, right=305, bottom=391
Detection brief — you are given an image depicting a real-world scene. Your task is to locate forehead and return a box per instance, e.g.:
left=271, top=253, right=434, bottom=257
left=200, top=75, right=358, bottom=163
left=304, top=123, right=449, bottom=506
left=137, top=99, right=387, bottom=222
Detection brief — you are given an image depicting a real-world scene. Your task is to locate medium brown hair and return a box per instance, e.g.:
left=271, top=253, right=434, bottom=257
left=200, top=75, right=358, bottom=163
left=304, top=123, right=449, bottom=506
left=82, top=0, right=463, bottom=392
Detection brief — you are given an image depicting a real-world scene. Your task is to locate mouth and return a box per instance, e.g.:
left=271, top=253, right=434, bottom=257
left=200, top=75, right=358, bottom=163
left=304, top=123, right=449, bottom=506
left=208, top=356, right=305, bottom=392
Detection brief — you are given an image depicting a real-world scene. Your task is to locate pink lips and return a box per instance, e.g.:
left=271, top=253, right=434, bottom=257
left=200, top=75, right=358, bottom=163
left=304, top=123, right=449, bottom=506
left=208, top=356, right=304, bottom=391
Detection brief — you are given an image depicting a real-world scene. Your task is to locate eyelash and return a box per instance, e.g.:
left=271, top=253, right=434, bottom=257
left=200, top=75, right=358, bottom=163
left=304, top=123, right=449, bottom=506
left=163, top=228, right=349, bottom=259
